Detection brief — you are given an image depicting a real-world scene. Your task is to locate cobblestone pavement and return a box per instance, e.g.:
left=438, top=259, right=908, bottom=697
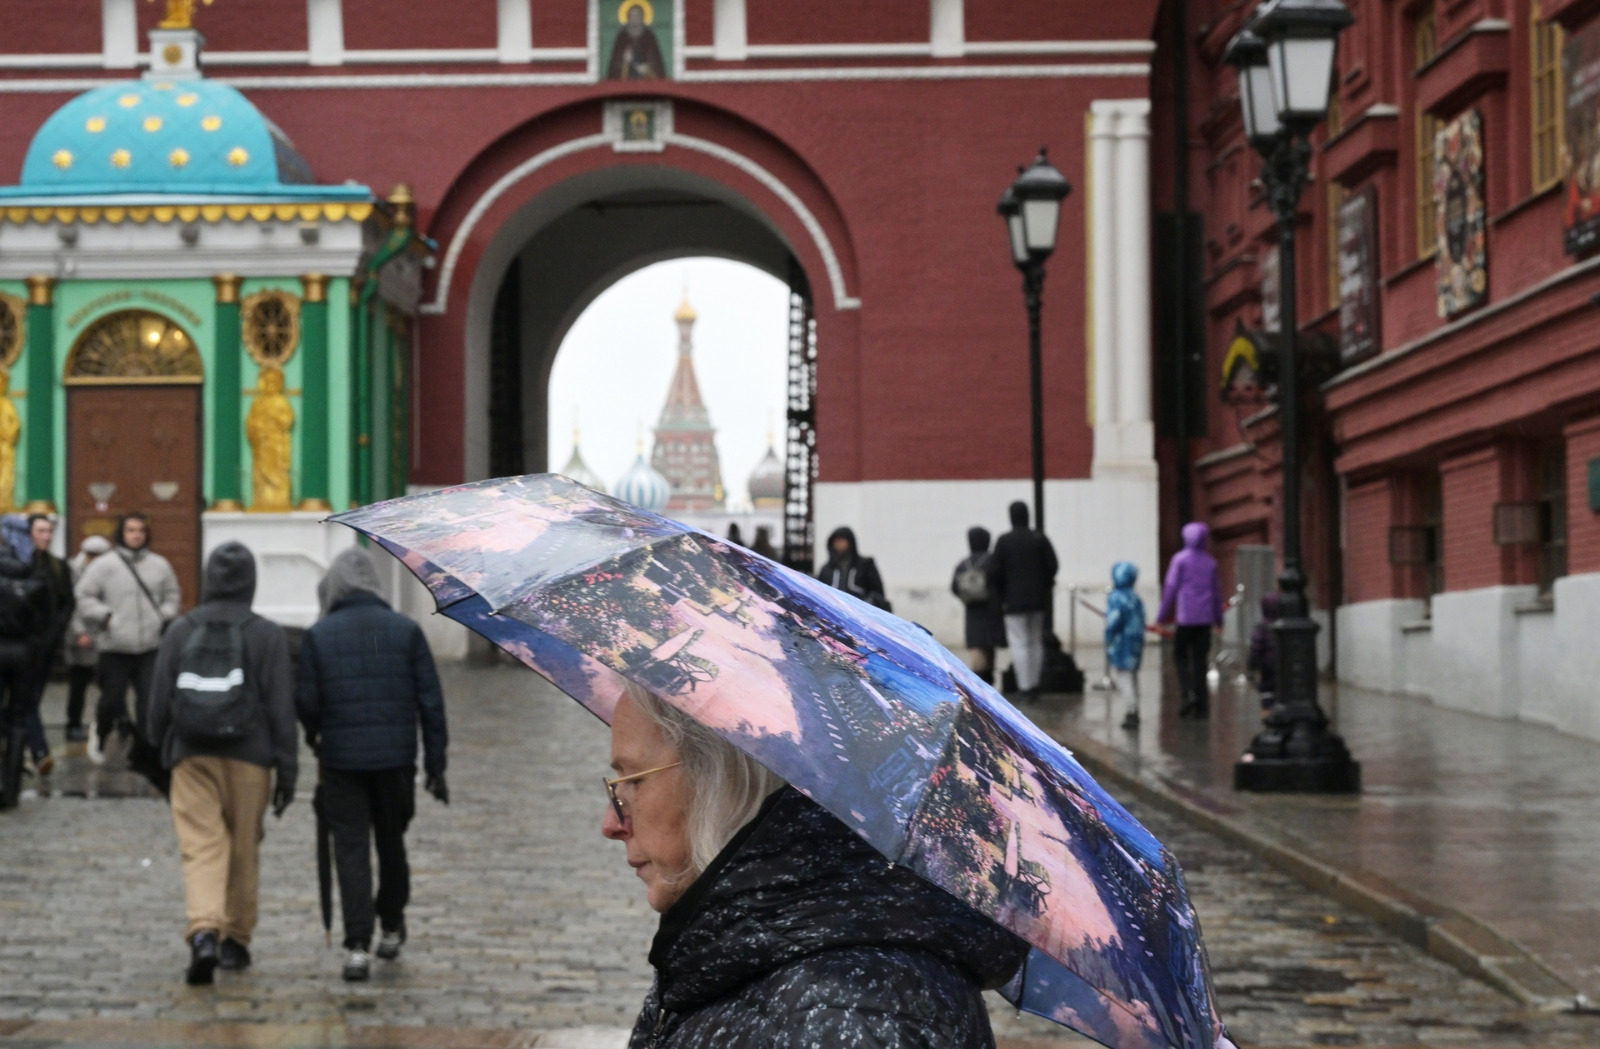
left=3, top=663, right=1600, bottom=1048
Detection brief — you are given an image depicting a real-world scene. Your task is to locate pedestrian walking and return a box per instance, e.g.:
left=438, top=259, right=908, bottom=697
left=951, top=526, right=1005, bottom=685
left=1157, top=521, right=1224, bottom=719
left=146, top=541, right=296, bottom=985
left=989, top=501, right=1058, bottom=703
left=75, top=512, right=180, bottom=764
left=295, top=547, right=448, bottom=983
left=726, top=522, right=744, bottom=546
left=817, top=526, right=890, bottom=610
left=603, top=681, right=1028, bottom=1047
left=0, top=522, right=53, bottom=805
left=63, top=535, right=111, bottom=743
left=749, top=525, right=778, bottom=561
left=1246, top=591, right=1282, bottom=714
left=1104, top=561, right=1147, bottom=730
left=27, top=515, right=74, bottom=763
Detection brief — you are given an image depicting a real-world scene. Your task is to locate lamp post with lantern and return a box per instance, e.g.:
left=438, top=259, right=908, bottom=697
left=1227, top=0, right=1362, bottom=793
left=997, top=150, right=1072, bottom=532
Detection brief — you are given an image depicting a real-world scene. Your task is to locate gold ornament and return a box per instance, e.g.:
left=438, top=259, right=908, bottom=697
left=118, top=94, right=140, bottom=108
left=110, top=149, right=131, bottom=169
left=143, top=116, right=163, bottom=132
left=169, top=148, right=189, bottom=168
left=242, top=289, right=302, bottom=368
left=85, top=117, right=105, bottom=133
left=178, top=94, right=200, bottom=108
left=0, top=293, right=25, bottom=370
left=246, top=365, right=295, bottom=511
left=66, top=310, right=203, bottom=384
left=0, top=368, right=19, bottom=513
left=227, top=147, right=248, bottom=166
left=201, top=115, right=221, bottom=131
left=151, top=0, right=215, bottom=31
left=52, top=150, right=72, bottom=169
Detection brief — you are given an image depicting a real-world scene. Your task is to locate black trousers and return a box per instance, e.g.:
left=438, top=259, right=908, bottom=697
left=1173, top=625, right=1213, bottom=709
left=322, top=765, right=415, bottom=951
left=65, top=665, right=96, bottom=730
left=97, top=650, right=156, bottom=744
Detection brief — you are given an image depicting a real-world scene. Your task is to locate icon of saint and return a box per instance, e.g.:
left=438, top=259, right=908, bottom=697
left=246, top=365, right=295, bottom=511
left=607, top=0, right=667, bottom=80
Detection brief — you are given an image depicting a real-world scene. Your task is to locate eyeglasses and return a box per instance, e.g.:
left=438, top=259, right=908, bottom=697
left=604, top=762, right=683, bottom=823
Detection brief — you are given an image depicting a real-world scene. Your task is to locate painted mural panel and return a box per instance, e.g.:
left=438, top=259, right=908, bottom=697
left=1337, top=185, right=1381, bottom=366
left=1565, top=21, right=1600, bottom=257
left=600, top=0, right=673, bottom=80
left=1433, top=110, right=1487, bottom=319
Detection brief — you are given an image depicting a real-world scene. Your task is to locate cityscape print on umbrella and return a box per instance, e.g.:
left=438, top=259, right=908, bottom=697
left=334, top=474, right=1231, bottom=1049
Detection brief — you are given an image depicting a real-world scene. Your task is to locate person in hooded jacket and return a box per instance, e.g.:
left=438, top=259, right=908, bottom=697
left=0, top=514, right=56, bottom=780
left=0, top=524, right=53, bottom=805
left=1103, top=562, right=1147, bottom=730
left=147, top=542, right=297, bottom=986
left=988, top=502, right=1058, bottom=703
left=63, top=535, right=112, bottom=743
left=1246, top=592, right=1282, bottom=713
left=603, top=681, right=1029, bottom=1049
left=816, top=527, right=889, bottom=610
left=1157, top=522, right=1224, bottom=719
left=950, top=527, right=1005, bottom=685
left=296, top=546, right=448, bottom=983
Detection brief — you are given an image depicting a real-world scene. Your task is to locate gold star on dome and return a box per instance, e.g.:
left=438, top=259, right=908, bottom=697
left=201, top=115, right=221, bottom=132
left=118, top=94, right=140, bottom=108
left=178, top=94, right=199, bottom=107
left=227, top=147, right=249, bottom=166
left=85, top=117, right=105, bottom=133
left=143, top=116, right=163, bottom=132
left=111, top=149, right=131, bottom=168
left=152, top=81, right=175, bottom=91
left=169, top=148, right=190, bottom=168
left=52, top=150, right=72, bottom=169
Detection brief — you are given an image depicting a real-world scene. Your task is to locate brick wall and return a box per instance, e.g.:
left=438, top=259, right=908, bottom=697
left=1565, top=415, right=1600, bottom=575
left=1440, top=441, right=1540, bottom=592
left=1344, top=476, right=1395, bottom=604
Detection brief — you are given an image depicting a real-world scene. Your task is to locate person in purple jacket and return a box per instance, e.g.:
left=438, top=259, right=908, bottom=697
left=1157, top=521, right=1224, bottom=719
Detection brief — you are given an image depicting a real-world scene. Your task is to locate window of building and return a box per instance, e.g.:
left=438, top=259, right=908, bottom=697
left=1414, top=4, right=1439, bottom=259
left=1532, top=0, right=1567, bottom=192
left=1539, top=442, right=1568, bottom=593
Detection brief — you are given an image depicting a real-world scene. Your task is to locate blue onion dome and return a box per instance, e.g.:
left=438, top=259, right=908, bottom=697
left=4, top=78, right=367, bottom=199
left=559, top=442, right=606, bottom=494
left=614, top=454, right=671, bottom=514
left=748, top=443, right=784, bottom=507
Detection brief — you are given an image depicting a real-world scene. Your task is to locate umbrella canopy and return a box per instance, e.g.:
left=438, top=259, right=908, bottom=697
left=332, top=474, right=1233, bottom=1049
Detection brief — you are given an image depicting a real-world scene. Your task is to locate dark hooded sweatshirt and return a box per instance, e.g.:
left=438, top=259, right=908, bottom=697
left=147, top=542, right=298, bottom=790
left=630, top=788, right=1029, bottom=1049
left=817, top=527, right=887, bottom=608
left=989, top=504, right=1058, bottom=615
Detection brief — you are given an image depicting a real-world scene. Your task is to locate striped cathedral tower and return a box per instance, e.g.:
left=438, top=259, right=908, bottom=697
left=651, top=292, right=724, bottom=511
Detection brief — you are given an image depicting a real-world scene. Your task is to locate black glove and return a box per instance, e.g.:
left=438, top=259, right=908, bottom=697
left=425, top=773, right=449, bottom=806
left=271, top=783, right=295, bottom=818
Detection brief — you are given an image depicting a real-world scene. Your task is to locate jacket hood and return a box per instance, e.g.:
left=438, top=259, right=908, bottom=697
left=824, top=526, right=858, bottom=560
left=1261, top=592, right=1282, bottom=620
left=1008, top=501, right=1030, bottom=529
left=967, top=526, right=991, bottom=553
left=318, top=546, right=384, bottom=618
left=1181, top=521, right=1210, bottom=551
left=650, top=787, right=1028, bottom=1013
left=79, top=535, right=111, bottom=556
left=1, top=514, right=33, bottom=561
left=1111, top=561, right=1139, bottom=589
left=202, top=541, right=256, bottom=604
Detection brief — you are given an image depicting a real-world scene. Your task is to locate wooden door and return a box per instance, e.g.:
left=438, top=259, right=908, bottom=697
left=68, top=386, right=204, bottom=612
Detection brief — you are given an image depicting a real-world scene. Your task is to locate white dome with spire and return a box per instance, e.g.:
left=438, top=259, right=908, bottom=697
left=748, top=443, right=784, bottom=508
left=614, top=454, right=672, bottom=513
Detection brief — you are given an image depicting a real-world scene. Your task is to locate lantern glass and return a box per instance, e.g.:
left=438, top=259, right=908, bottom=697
left=1006, top=209, right=1028, bottom=265
left=1021, top=198, right=1061, bottom=253
left=1266, top=34, right=1338, bottom=120
left=1240, top=61, right=1283, bottom=142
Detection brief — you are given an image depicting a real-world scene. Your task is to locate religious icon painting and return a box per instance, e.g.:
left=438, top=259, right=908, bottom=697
left=599, top=0, right=675, bottom=81
left=1564, top=21, right=1600, bottom=257
left=1433, top=109, right=1487, bottom=319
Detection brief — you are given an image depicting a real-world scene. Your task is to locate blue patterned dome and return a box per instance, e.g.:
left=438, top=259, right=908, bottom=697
left=614, top=454, right=671, bottom=514
left=3, top=78, right=368, bottom=199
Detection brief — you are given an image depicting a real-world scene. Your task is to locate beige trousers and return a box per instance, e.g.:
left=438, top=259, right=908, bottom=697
left=169, top=756, right=272, bottom=944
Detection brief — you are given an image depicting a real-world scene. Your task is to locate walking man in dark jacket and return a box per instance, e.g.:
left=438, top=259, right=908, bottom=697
left=296, top=547, right=448, bottom=982
left=817, top=526, right=889, bottom=610
left=147, top=542, right=297, bottom=986
left=989, top=501, right=1058, bottom=703
left=27, top=515, right=74, bottom=765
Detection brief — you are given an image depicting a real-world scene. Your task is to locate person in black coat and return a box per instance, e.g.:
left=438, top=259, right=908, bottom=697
left=295, top=547, right=448, bottom=982
left=988, top=502, right=1058, bottom=702
left=816, top=526, right=889, bottom=610
left=951, top=526, right=1005, bottom=685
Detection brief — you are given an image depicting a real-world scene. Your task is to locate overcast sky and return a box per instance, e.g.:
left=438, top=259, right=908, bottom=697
left=547, top=257, right=790, bottom=508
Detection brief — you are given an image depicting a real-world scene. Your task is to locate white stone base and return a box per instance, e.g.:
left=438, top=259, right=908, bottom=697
left=814, top=475, right=1160, bottom=650
left=1336, top=575, right=1600, bottom=741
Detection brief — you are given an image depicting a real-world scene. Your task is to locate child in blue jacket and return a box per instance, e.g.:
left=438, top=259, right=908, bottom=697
left=1104, top=561, right=1147, bottom=730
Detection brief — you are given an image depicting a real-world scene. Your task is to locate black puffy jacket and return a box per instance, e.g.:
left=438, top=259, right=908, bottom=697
left=630, top=788, right=1029, bottom=1049
left=294, top=591, right=447, bottom=776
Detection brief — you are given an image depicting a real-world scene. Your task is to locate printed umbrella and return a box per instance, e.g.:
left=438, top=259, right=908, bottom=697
left=332, top=474, right=1233, bottom=1049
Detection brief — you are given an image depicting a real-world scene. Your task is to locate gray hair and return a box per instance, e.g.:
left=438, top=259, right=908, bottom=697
left=623, top=681, right=786, bottom=876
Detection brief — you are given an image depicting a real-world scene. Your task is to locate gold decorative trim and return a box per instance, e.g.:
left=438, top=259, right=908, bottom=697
left=209, top=498, right=245, bottom=512
left=63, top=375, right=203, bottom=386
left=295, top=497, right=333, bottom=512
left=213, top=273, right=241, bottom=304
left=0, top=293, right=24, bottom=370
left=241, top=289, right=301, bottom=368
left=0, top=201, right=374, bottom=226
left=300, top=273, right=328, bottom=303
left=20, top=500, right=57, bottom=514
left=24, top=276, right=53, bottom=306
left=65, top=309, right=203, bottom=385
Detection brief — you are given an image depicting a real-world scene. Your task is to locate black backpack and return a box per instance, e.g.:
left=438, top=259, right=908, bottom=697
left=172, top=607, right=257, bottom=745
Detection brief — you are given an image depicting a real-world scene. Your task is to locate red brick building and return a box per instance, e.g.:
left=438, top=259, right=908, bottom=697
left=1155, top=0, right=1600, bottom=738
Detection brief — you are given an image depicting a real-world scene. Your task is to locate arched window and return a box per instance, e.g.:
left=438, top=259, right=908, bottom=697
left=65, top=310, right=202, bottom=383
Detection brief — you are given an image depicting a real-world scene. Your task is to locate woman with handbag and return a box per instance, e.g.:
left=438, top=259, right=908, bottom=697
left=74, top=513, right=181, bottom=764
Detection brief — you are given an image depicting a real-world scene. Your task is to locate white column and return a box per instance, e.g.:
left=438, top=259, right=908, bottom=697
left=1088, top=105, right=1119, bottom=437
left=931, top=0, right=964, bottom=57
left=102, top=0, right=138, bottom=69
left=714, top=0, right=748, bottom=59
left=1113, top=101, right=1152, bottom=446
left=307, top=0, right=344, bottom=66
left=497, top=0, right=534, bottom=62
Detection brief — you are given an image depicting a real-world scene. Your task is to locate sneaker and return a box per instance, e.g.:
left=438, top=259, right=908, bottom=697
left=342, top=949, right=372, bottom=982
left=86, top=731, right=105, bottom=766
left=186, top=931, right=220, bottom=986
left=218, top=938, right=251, bottom=971
left=65, top=725, right=87, bottom=743
left=34, top=754, right=54, bottom=777
left=375, top=924, right=406, bottom=961
left=1120, top=711, right=1141, bottom=731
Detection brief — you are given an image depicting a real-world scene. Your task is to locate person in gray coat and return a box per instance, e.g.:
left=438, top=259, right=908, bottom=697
left=147, top=542, right=296, bottom=986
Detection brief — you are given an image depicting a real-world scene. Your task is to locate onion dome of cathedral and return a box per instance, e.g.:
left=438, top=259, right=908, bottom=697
left=748, top=444, right=784, bottom=508
left=559, top=441, right=605, bottom=494
left=3, top=78, right=369, bottom=199
left=614, top=454, right=672, bottom=514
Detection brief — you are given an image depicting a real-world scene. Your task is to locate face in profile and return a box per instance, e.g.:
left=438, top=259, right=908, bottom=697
left=601, top=693, right=694, bottom=912
left=29, top=518, right=52, bottom=553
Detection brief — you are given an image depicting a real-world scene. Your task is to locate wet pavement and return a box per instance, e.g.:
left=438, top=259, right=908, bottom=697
left=4, top=662, right=1600, bottom=1048
left=1025, top=647, right=1600, bottom=1007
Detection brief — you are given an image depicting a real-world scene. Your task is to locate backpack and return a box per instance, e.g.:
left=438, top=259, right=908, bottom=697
left=955, top=556, right=992, bottom=605
left=172, top=608, right=256, bottom=746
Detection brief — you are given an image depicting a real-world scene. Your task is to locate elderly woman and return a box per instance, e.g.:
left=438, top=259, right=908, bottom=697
left=602, top=682, right=1027, bottom=1048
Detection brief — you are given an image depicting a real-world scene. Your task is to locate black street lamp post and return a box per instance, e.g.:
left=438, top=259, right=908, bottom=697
left=998, top=150, right=1072, bottom=532
left=1227, top=0, right=1361, bottom=793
